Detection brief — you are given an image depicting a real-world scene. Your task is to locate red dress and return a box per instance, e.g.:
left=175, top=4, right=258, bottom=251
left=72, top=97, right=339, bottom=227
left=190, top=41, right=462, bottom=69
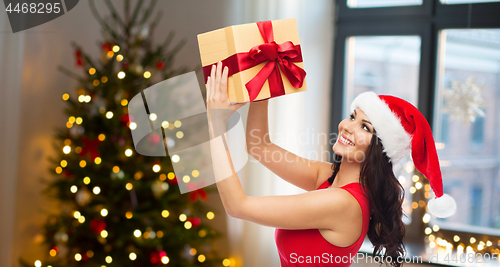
left=275, top=180, right=371, bottom=266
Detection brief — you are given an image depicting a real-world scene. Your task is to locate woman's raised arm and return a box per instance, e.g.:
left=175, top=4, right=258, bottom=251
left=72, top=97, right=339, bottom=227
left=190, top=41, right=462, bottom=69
left=246, top=100, right=333, bottom=191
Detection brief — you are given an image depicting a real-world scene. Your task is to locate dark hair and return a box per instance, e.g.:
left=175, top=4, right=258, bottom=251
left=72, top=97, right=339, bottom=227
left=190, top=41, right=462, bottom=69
left=328, top=133, right=406, bottom=267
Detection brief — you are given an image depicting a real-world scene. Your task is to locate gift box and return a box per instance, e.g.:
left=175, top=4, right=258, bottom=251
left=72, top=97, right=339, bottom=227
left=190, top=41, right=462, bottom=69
left=197, top=18, right=307, bottom=103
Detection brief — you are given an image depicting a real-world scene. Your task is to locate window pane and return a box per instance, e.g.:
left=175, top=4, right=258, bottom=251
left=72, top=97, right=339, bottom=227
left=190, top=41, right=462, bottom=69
left=344, top=36, right=422, bottom=225
left=347, top=0, right=422, bottom=8
left=441, top=0, right=499, bottom=4
left=433, top=29, right=500, bottom=234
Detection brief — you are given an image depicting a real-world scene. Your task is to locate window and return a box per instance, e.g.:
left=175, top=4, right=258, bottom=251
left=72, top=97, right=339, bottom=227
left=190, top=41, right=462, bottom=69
left=331, top=0, right=500, bottom=263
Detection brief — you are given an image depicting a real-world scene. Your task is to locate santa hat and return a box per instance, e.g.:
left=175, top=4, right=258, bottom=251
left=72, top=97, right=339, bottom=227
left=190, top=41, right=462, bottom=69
left=350, top=91, right=457, bottom=218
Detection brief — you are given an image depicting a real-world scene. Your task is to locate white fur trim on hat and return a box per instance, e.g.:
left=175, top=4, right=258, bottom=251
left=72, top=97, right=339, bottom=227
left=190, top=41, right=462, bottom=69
left=428, top=194, right=457, bottom=218
left=350, top=91, right=412, bottom=165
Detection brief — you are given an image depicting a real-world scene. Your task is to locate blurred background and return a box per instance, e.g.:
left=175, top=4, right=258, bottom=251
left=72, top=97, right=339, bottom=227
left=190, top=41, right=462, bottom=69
left=1, top=0, right=499, bottom=267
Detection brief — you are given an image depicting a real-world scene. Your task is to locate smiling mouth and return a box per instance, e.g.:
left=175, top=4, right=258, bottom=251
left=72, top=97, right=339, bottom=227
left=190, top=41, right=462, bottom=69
left=339, top=134, right=355, bottom=146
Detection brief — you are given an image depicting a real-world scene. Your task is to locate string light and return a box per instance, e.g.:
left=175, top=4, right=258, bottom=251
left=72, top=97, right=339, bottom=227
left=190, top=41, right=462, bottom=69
left=167, top=172, right=175, bottom=180
left=129, top=252, right=137, bottom=261
left=412, top=175, right=419, bottom=182
left=101, top=208, right=108, bottom=217
left=116, top=54, right=123, bottom=61
left=184, top=221, right=192, bottom=229
left=89, top=68, right=96, bottom=75
left=79, top=160, right=87, bottom=168
left=105, top=256, right=112, bottom=263
left=161, top=210, right=170, bottom=218
left=172, top=154, right=180, bottom=163
left=112, top=166, right=120, bottom=173
left=153, top=164, right=161, bottom=173
left=125, top=149, right=133, bottom=157
left=74, top=211, right=81, bottom=219
left=454, top=235, right=460, bottom=242
left=149, top=113, right=157, bottom=121
left=207, top=211, right=215, bottom=220
left=143, top=71, right=151, bottom=79
left=94, top=157, right=102, bottom=164
left=189, top=248, right=197, bottom=256
left=199, top=230, right=207, bottom=237
left=106, top=111, right=114, bottom=119
left=101, top=230, right=108, bottom=238
left=126, top=212, right=133, bottom=219
left=34, top=260, right=42, bottom=266
left=62, top=93, right=70, bottom=101
left=470, top=237, right=476, bottom=244
left=432, top=225, right=440, bottom=232
left=87, top=250, right=93, bottom=258
left=75, top=253, right=82, bottom=261
left=93, top=80, right=100, bottom=86
left=415, top=182, right=422, bottom=190
left=222, top=259, right=231, bottom=266
left=75, top=117, right=83, bottom=124
left=176, top=131, right=184, bottom=139
left=121, top=99, right=128, bottom=106
left=134, top=171, right=143, bottom=180
left=55, top=166, right=63, bottom=174
left=161, top=256, right=169, bottom=264
left=107, top=51, right=114, bottom=58
left=98, top=134, right=106, bottom=141
left=129, top=122, right=137, bottom=130
left=78, top=95, right=85, bottom=102
left=159, top=174, right=166, bottom=181
left=410, top=187, right=416, bottom=194
left=63, top=145, right=71, bottom=154
left=486, top=240, right=492, bottom=246
left=112, top=45, right=120, bottom=52
left=126, top=183, right=133, bottom=190
left=183, top=175, right=190, bottom=183
left=179, top=214, right=187, bottom=222
left=101, top=76, right=108, bottom=83
left=198, top=254, right=206, bottom=262
left=78, top=216, right=85, bottom=223
left=93, top=186, right=101, bottom=195
left=192, top=170, right=200, bottom=177
left=425, top=227, right=432, bottom=235
left=66, top=122, right=73, bottom=128
left=157, top=230, right=164, bottom=238
left=60, top=160, right=67, bottom=168
left=174, top=120, right=182, bottom=128
left=117, top=71, right=125, bottom=79
left=162, top=121, right=169, bottom=128
left=134, top=229, right=141, bottom=238
left=49, top=248, right=57, bottom=257
left=70, top=185, right=78, bottom=193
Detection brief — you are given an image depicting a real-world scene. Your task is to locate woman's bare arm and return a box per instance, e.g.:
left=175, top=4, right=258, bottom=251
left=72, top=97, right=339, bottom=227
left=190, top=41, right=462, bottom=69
left=246, top=100, right=333, bottom=191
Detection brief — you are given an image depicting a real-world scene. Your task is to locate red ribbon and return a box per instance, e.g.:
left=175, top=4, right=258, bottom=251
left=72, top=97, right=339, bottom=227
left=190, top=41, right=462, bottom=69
left=80, top=137, right=101, bottom=161
left=202, top=21, right=306, bottom=102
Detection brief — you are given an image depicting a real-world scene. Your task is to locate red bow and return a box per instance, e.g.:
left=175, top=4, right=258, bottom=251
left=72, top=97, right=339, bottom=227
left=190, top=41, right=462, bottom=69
left=203, top=20, right=306, bottom=102
left=80, top=137, right=101, bottom=161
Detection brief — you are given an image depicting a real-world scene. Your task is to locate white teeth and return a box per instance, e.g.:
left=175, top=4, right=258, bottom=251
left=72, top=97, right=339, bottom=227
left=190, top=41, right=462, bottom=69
left=340, top=136, right=354, bottom=146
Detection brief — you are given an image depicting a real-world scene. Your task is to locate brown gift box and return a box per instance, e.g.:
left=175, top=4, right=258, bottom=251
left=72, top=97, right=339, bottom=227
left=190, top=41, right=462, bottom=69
left=197, top=18, right=307, bottom=103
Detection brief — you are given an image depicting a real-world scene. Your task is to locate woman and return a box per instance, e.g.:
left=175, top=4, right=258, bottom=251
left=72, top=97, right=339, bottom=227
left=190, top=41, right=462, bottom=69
left=205, top=61, right=456, bottom=267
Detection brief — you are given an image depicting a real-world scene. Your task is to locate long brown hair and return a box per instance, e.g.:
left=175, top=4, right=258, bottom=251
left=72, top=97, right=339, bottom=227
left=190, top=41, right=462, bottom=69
left=328, top=134, right=406, bottom=267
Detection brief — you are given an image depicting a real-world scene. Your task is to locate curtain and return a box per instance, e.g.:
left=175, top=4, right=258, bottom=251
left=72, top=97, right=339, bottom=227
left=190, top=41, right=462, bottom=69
left=225, top=1, right=335, bottom=266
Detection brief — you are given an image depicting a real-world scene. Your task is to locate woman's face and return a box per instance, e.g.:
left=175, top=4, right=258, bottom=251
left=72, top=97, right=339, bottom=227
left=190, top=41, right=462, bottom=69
left=332, top=108, right=375, bottom=163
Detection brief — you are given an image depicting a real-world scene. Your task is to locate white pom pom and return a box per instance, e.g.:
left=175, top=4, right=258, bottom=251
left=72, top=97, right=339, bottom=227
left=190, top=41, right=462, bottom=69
left=428, top=194, right=457, bottom=218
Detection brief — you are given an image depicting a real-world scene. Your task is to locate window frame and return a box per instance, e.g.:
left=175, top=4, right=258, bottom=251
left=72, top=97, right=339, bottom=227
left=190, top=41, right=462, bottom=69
left=330, top=0, right=500, bottom=259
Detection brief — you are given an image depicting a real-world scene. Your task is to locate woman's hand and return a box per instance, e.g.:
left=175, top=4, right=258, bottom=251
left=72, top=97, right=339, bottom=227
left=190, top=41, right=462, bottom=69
left=206, top=61, right=246, bottom=126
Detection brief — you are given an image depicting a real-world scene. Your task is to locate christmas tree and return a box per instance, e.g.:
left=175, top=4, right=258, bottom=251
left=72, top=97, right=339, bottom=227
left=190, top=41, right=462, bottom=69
left=20, top=0, right=226, bottom=266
